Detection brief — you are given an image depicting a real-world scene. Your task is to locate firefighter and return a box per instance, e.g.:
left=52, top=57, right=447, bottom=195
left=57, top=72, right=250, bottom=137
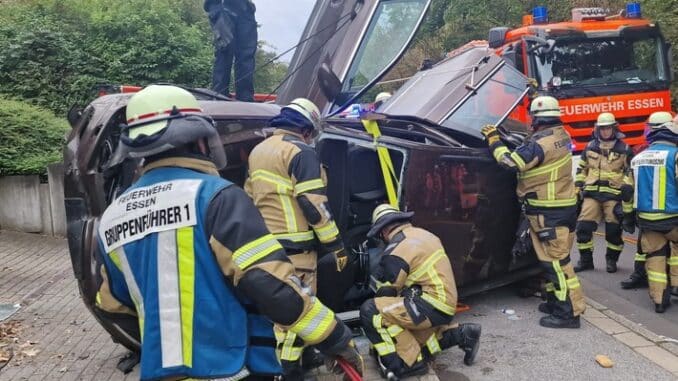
left=359, top=204, right=481, bottom=380
left=629, top=111, right=678, bottom=313
left=573, top=112, right=634, bottom=273
left=94, top=85, right=362, bottom=380
left=244, top=98, right=348, bottom=379
left=204, top=0, right=257, bottom=101
left=481, top=96, right=586, bottom=328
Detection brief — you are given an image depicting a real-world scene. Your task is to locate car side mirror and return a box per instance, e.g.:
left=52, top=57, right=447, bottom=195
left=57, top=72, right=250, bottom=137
left=318, top=62, right=342, bottom=104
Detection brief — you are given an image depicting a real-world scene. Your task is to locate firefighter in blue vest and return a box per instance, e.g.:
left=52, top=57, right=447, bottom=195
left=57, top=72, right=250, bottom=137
left=573, top=112, right=634, bottom=273
left=630, top=111, right=678, bottom=313
left=94, top=85, right=363, bottom=380
left=481, top=96, right=586, bottom=328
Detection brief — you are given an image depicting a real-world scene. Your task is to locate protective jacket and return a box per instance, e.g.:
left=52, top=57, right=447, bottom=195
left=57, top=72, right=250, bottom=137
left=96, top=158, right=347, bottom=381
left=374, top=223, right=457, bottom=319
left=575, top=139, right=633, bottom=201
left=632, top=142, right=678, bottom=221
left=489, top=124, right=577, bottom=213
left=245, top=129, right=343, bottom=254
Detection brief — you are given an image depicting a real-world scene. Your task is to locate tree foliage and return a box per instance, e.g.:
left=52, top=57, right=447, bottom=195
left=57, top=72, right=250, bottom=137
left=0, top=96, right=69, bottom=176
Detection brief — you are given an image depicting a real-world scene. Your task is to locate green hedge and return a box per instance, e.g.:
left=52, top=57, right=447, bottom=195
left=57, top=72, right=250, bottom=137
left=0, top=97, right=68, bottom=176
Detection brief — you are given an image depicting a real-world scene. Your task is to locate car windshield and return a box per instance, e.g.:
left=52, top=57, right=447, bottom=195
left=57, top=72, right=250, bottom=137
left=534, top=35, right=668, bottom=87
left=441, top=64, right=528, bottom=134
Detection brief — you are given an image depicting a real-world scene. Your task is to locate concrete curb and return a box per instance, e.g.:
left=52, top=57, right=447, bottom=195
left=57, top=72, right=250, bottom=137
left=583, top=297, right=678, bottom=377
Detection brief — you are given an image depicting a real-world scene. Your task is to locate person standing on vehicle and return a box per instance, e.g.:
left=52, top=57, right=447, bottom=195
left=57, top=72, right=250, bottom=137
left=481, top=96, right=586, bottom=328
left=572, top=113, right=635, bottom=273
left=204, top=0, right=257, bottom=101
left=629, top=111, right=678, bottom=313
left=360, top=204, right=481, bottom=380
left=244, top=98, right=348, bottom=380
left=94, top=85, right=362, bottom=380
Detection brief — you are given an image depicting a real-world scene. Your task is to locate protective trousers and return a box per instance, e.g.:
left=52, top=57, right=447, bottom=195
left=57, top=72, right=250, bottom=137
left=274, top=251, right=317, bottom=367
left=527, top=215, right=586, bottom=319
left=576, top=199, right=624, bottom=265
left=360, top=297, right=456, bottom=370
left=641, top=227, right=678, bottom=304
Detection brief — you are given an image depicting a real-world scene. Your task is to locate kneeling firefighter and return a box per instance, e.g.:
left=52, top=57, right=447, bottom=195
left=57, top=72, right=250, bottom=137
left=95, top=85, right=362, bottom=380
left=630, top=111, right=678, bottom=313
left=244, top=98, right=349, bottom=379
left=481, top=96, right=586, bottom=328
left=573, top=112, right=635, bottom=273
left=360, top=204, right=481, bottom=380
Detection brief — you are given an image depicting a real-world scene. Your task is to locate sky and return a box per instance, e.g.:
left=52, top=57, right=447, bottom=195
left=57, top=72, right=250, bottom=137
left=254, top=0, right=316, bottom=60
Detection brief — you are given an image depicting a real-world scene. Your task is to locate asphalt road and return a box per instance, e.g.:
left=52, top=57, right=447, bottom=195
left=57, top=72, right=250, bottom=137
left=574, top=230, right=678, bottom=339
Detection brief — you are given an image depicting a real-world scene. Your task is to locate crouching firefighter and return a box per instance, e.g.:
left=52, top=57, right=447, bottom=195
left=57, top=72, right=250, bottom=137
left=573, top=112, right=635, bottom=273
left=94, top=85, right=363, bottom=381
left=481, top=96, right=586, bottom=328
left=630, top=111, right=678, bottom=313
left=244, top=98, right=349, bottom=379
left=360, top=204, right=481, bottom=380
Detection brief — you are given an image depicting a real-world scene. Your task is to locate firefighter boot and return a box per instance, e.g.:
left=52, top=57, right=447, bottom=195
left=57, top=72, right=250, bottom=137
left=375, top=353, right=428, bottom=381
left=539, top=315, right=581, bottom=329
left=620, top=261, right=648, bottom=289
left=574, top=251, right=594, bottom=272
left=605, top=251, right=620, bottom=273
left=439, top=323, right=481, bottom=366
left=655, top=288, right=671, bottom=313
left=280, top=360, right=304, bottom=381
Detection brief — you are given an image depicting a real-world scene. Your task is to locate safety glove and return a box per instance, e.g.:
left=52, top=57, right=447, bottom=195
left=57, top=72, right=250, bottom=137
left=324, top=340, right=364, bottom=380
left=480, top=124, right=500, bottom=145
left=622, top=212, right=636, bottom=234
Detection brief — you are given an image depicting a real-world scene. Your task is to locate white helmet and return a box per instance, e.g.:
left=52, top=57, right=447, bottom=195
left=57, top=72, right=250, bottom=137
left=594, top=112, right=620, bottom=140
left=529, top=96, right=561, bottom=118
left=647, top=111, right=677, bottom=134
left=374, top=92, right=392, bottom=104
left=282, top=98, right=322, bottom=130
left=116, top=85, right=227, bottom=169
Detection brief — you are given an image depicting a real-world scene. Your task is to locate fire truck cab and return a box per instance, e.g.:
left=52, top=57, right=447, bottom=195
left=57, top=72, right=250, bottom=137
left=488, top=3, right=673, bottom=151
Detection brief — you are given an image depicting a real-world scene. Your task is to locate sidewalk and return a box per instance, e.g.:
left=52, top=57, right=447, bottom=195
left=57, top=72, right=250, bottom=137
left=0, top=230, right=676, bottom=380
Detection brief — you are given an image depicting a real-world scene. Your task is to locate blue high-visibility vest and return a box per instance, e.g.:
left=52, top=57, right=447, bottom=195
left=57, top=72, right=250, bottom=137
left=97, top=166, right=280, bottom=381
left=632, top=143, right=678, bottom=218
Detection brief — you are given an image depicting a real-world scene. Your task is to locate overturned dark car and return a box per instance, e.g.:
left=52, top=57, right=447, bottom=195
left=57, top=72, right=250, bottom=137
left=64, top=0, right=539, bottom=351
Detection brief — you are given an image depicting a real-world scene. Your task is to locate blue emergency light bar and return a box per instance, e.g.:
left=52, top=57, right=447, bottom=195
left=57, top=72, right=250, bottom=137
left=533, top=6, right=548, bottom=24
left=626, top=2, right=641, bottom=19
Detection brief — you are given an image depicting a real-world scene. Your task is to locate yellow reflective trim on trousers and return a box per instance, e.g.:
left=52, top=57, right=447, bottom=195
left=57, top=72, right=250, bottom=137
left=634, top=253, right=647, bottom=262
left=426, top=334, right=442, bottom=355
left=372, top=314, right=396, bottom=356
left=387, top=325, right=403, bottom=337
left=315, top=221, right=340, bottom=243
left=551, top=261, right=568, bottom=302
left=667, top=257, right=678, bottom=266
left=545, top=282, right=555, bottom=292
left=250, top=169, right=293, bottom=190
left=406, top=250, right=446, bottom=285
left=177, top=227, right=195, bottom=368
left=519, top=154, right=571, bottom=179
left=566, top=277, right=581, bottom=290
left=291, top=297, right=335, bottom=343
left=510, top=152, right=526, bottom=170
left=583, top=185, right=621, bottom=195
left=658, top=166, right=666, bottom=210
left=95, top=291, right=102, bottom=306
left=273, top=231, right=315, bottom=242
left=638, top=212, right=678, bottom=221
left=578, top=241, right=594, bottom=250
left=233, top=234, right=283, bottom=270
left=527, top=198, right=578, bottom=207
left=294, top=178, right=325, bottom=195
left=493, top=146, right=510, bottom=162
left=647, top=270, right=667, bottom=284
left=606, top=242, right=623, bottom=251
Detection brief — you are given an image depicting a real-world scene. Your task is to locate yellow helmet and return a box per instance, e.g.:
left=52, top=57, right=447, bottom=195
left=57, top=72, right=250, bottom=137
left=529, top=96, right=561, bottom=118
left=283, top=98, right=322, bottom=130
left=647, top=111, right=678, bottom=135
left=118, top=85, right=227, bottom=169
left=367, top=203, right=414, bottom=238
